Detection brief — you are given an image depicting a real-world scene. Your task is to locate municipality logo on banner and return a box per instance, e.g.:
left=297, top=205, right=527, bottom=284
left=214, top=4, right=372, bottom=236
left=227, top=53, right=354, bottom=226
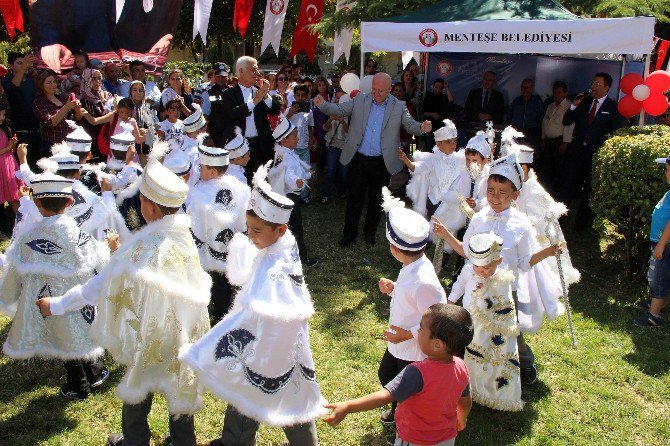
left=270, top=0, right=285, bottom=14
left=419, top=29, right=438, bottom=47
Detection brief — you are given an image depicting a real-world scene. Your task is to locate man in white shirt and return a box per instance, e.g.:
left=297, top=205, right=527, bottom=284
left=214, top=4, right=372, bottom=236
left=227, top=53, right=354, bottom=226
left=218, top=56, right=281, bottom=182
left=118, top=60, right=162, bottom=104
left=541, top=80, right=574, bottom=194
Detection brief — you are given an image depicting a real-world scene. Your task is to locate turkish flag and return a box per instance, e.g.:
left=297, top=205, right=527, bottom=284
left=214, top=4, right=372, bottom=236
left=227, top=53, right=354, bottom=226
left=289, top=0, right=324, bottom=62
left=655, top=38, right=670, bottom=71
left=0, top=0, right=24, bottom=41
left=234, top=0, right=255, bottom=37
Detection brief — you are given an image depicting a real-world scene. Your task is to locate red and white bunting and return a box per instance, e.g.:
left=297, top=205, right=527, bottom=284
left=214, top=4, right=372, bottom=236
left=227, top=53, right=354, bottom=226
left=333, top=0, right=356, bottom=63
left=261, top=0, right=290, bottom=56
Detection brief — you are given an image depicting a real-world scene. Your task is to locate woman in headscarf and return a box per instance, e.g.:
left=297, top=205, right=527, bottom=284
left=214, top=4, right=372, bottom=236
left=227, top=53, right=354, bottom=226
left=79, top=68, right=113, bottom=159
left=128, top=80, right=157, bottom=167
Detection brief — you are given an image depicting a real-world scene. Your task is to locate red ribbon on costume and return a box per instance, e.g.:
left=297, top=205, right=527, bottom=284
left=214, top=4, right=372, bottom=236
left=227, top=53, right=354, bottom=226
left=233, top=0, right=255, bottom=37
left=289, top=0, right=324, bottom=62
left=0, top=0, right=24, bottom=41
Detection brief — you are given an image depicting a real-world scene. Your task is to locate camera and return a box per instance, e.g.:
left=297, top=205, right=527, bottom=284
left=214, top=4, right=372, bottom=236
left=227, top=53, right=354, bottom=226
left=294, top=101, right=311, bottom=113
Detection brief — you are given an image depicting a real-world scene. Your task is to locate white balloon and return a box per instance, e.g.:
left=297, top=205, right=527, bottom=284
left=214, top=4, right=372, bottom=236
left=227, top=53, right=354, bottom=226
left=632, top=84, right=651, bottom=101
left=338, top=94, right=352, bottom=103
left=359, top=75, right=374, bottom=94
left=339, top=73, right=360, bottom=94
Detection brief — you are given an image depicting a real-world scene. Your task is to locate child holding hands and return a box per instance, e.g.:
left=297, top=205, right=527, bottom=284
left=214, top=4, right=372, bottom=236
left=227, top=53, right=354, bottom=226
left=324, top=303, right=474, bottom=446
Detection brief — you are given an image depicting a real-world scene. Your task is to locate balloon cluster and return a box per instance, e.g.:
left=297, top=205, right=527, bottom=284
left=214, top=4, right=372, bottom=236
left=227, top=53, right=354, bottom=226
left=338, top=73, right=375, bottom=102
left=618, top=70, right=670, bottom=118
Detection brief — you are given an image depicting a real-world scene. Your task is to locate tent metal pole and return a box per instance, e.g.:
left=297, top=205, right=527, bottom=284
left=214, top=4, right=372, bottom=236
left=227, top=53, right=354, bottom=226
left=639, top=53, right=651, bottom=126
left=618, top=55, right=626, bottom=102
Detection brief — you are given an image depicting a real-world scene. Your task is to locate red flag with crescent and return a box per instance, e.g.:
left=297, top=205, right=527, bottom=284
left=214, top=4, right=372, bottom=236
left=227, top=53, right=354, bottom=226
left=0, top=0, right=24, bottom=41
left=289, top=0, right=324, bottom=62
left=234, top=0, right=255, bottom=37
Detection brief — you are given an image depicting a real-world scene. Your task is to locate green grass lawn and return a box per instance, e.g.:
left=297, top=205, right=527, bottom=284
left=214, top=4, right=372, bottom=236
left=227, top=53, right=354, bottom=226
left=1, top=199, right=669, bottom=445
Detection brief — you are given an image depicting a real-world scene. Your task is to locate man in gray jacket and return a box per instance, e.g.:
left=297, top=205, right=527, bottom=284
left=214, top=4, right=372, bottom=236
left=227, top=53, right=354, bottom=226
left=314, top=73, right=431, bottom=246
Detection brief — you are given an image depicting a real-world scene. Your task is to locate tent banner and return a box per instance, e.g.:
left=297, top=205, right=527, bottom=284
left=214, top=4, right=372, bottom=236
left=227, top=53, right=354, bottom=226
left=362, top=17, right=655, bottom=55
left=424, top=53, right=645, bottom=109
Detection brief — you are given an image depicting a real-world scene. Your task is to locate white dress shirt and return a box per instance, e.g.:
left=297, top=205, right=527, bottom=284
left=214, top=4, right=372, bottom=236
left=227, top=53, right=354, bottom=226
left=542, top=98, right=574, bottom=142
left=387, top=255, right=446, bottom=361
left=239, top=85, right=273, bottom=138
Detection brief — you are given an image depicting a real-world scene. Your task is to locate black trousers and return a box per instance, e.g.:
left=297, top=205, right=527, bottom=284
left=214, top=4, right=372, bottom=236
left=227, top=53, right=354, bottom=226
left=342, top=153, right=391, bottom=242
left=122, top=394, right=196, bottom=446
left=244, top=136, right=273, bottom=184
left=559, top=145, right=594, bottom=227
left=210, top=271, right=233, bottom=324
left=378, top=348, right=413, bottom=413
left=287, top=193, right=308, bottom=260
left=542, top=136, right=568, bottom=195
left=63, top=357, right=104, bottom=396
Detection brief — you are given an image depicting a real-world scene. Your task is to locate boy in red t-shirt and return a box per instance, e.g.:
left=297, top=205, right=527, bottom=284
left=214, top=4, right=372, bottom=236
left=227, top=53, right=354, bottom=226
left=324, top=303, right=473, bottom=446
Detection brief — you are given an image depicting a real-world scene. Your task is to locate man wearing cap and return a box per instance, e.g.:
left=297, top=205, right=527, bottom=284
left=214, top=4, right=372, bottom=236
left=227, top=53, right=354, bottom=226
left=218, top=56, right=281, bottom=181
left=202, top=62, right=229, bottom=119
left=313, top=72, right=432, bottom=246
left=38, top=158, right=212, bottom=446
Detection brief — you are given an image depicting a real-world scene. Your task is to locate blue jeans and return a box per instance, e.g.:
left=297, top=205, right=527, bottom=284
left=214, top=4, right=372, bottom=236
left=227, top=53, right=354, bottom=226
left=320, top=146, right=349, bottom=199
left=295, top=146, right=310, bottom=199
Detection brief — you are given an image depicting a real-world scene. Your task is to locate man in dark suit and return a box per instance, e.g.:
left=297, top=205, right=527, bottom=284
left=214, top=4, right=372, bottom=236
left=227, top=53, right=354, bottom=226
left=218, top=56, right=281, bottom=181
left=463, top=70, right=506, bottom=125
left=561, top=72, right=626, bottom=229
left=314, top=73, right=432, bottom=246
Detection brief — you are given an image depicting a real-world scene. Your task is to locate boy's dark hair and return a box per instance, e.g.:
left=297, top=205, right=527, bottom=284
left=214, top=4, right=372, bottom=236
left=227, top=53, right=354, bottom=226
left=293, top=84, right=309, bottom=95
left=117, top=97, right=134, bottom=111
left=7, top=52, right=23, bottom=65
left=165, top=99, right=181, bottom=110
left=246, top=209, right=282, bottom=229
left=203, top=164, right=228, bottom=176
left=139, top=192, right=180, bottom=215
left=392, top=82, right=406, bottom=93
left=395, top=245, right=427, bottom=257
left=35, top=196, right=71, bottom=213
left=595, top=72, right=613, bottom=88
left=427, top=303, right=474, bottom=355
left=464, top=148, right=485, bottom=160
left=433, top=78, right=445, bottom=85
left=57, top=169, right=79, bottom=179
left=488, top=173, right=518, bottom=192
left=111, top=149, right=128, bottom=161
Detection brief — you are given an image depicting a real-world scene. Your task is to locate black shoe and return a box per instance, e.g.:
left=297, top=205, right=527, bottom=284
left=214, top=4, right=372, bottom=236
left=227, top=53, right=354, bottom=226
left=301, top=197, right=311, bottom=206
left=107, top=433, right=123, bottom=446
left=386, top=434, right=396, bottom=446
left=320, top=197, right=331, bottom=205
left=634, top=299, right=667, bottom=313
left=164, top=435, right=173, bottom=446
left=338, top=237, right=356, bottom=247
left=302, top=257, right=318, bottom=267
left=380, top=408, right=395, bottom=425
left=91, top=367, right=110, bottom=389
left=60, top=384, right=88, bottom=401
left=633, top=312, right=665, bottom=327
left=365, top=234, right=376, bottom=245
left=521, top=365, right=538, bottom=385
left=209, top=439, right=225, bottom=446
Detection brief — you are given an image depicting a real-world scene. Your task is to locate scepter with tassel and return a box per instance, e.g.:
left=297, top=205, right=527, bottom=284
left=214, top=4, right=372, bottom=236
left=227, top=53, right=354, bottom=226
left=545, top=212, right=577, bottom=348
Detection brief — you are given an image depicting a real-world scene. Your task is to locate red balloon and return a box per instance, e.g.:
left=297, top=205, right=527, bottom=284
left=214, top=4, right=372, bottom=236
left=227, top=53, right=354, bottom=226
left=642, top=93, right=669, bottom=116
left=645, top=70, right=670, bottom=94
left=620, top=73, right=644, bottom=94
left=350, top=89, right=360, bottom=98
left=617, top=94, right=643, bottom=118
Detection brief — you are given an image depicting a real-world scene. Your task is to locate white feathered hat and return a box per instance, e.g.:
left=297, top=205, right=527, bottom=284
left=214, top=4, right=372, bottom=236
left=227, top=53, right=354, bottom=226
left=381, top=187, right=429, bottom=251
left=249, top=161, right=294, bottom=224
